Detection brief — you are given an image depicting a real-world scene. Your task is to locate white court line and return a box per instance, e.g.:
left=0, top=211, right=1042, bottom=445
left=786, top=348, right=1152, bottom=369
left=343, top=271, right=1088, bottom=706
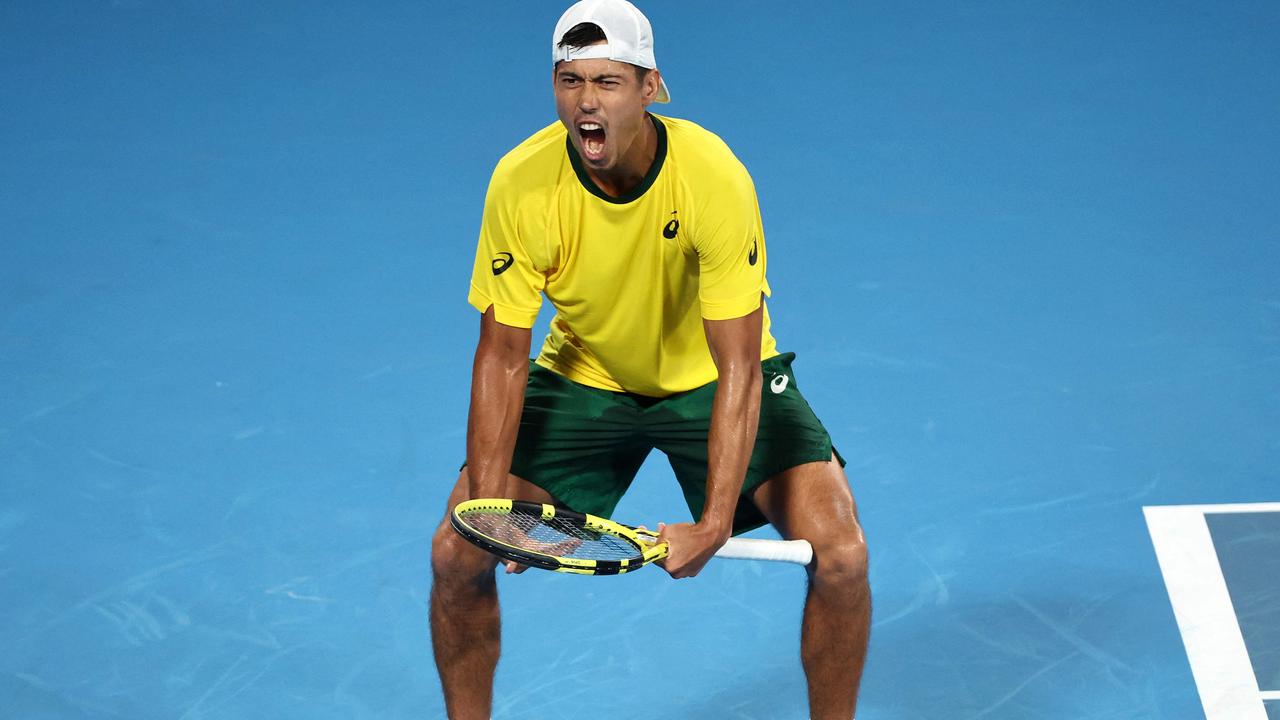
left=1149, top=502, right=1280, bottom=514
left=1262, top=690, right=1280, bottom=701
left=1144, top=503, right=1279, bottom=720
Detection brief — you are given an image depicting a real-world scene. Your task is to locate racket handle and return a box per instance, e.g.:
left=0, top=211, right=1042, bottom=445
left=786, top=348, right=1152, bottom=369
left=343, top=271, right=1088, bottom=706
left=715, top=537, right=813, bottom=565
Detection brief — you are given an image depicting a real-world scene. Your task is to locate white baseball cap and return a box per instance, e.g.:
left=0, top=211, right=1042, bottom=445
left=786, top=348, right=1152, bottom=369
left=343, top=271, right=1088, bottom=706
left=552, top=0, right=671, bottom=103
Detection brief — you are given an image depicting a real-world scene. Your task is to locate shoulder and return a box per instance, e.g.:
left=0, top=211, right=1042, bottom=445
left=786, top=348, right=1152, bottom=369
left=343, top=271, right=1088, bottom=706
left=657, top=114, right=753, bottom=186
left=487, top=121, right=569, bottom=198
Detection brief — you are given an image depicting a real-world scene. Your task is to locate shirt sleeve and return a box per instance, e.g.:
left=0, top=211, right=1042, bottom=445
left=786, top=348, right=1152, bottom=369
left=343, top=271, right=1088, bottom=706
left=692, top=162, right=769, bottom=321
left=466, top=169, right=544, bottom=328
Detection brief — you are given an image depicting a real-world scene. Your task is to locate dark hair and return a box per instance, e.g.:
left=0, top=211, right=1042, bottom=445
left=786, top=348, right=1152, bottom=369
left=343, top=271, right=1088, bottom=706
left=558, top=21, right=608, bottom=49
left=556, top=22, right=650, bottom=83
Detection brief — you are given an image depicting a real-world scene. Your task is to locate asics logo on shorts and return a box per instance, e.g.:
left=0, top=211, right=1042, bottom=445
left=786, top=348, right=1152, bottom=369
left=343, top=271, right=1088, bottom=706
left=748, top=239, right=759, bottom=266
left=770, top=374, right=789, bottom=394
left=492, top=252, right=514, bottom=276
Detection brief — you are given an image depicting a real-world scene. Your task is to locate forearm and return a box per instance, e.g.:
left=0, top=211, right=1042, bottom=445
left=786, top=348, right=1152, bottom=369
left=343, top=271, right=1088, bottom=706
left=465, top=354, right=528, bottom=497
left=656, top=307, right=763, bottom=578
left=465, top=311, right=531, bottom=498
left=700, top=362, right=762, bottom=535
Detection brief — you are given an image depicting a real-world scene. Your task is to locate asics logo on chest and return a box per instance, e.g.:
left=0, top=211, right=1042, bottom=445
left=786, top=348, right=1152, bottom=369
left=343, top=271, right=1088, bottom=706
left=662, top=210, right=679, bottom=240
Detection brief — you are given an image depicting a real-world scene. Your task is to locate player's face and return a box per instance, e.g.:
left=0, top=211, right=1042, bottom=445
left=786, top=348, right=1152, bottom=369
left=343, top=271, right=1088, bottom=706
left=554, top=57, right=660, bottom=171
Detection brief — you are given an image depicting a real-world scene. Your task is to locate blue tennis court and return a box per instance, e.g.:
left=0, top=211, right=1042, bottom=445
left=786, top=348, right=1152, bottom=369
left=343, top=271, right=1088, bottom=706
left=2, top=1, right=1277, bottom=718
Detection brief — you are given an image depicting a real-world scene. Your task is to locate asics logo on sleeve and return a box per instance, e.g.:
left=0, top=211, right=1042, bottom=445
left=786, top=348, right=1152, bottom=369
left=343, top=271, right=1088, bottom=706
left=748, top=239, right=759, bottom=266
left=491, top=252, right=514, bottom=276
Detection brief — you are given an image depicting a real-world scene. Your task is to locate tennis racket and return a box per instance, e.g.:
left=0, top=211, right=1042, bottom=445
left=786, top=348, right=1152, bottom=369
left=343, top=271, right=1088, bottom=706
left=451, top=498, right=813, bottom=576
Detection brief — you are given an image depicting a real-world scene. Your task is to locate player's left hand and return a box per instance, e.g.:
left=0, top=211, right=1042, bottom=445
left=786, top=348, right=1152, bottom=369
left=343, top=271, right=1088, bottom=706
left=656, top=521, right=730, bottom=579
left=502, top=527, right=584, bottom=574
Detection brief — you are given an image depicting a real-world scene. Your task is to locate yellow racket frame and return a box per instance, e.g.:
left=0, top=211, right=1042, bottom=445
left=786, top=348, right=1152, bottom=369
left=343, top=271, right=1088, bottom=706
left=451, top=498, right=669, bottom=575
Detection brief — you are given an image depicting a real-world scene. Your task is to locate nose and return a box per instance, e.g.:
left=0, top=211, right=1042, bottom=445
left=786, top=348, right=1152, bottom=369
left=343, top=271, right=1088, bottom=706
left=578, top=82, right=599, bottom=113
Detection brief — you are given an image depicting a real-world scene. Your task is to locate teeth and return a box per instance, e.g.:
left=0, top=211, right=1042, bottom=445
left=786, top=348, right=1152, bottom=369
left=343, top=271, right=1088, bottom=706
left=580, top=123, right=602, bottom=131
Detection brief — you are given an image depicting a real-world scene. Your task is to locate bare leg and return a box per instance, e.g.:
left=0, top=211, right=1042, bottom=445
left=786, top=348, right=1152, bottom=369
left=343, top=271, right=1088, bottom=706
left=429, top=470, right=555, bottom=720
left=751, top=455, right=870, bottom=720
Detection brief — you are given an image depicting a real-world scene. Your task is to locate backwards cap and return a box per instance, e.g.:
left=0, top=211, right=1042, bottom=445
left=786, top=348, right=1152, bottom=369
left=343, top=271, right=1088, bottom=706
left=552, top=0, right=671, bottom=103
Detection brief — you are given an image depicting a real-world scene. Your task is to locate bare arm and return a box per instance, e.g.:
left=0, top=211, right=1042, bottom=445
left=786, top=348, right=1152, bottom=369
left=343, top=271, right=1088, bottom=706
left=465, top=306, right=533, bottom=499
left=659, top=303, right=764, bottom=578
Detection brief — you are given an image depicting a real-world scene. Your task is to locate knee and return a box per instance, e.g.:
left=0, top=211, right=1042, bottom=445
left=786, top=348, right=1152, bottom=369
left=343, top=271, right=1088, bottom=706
left=811, top=530, right=869, bottom=588
left=431, top=520, right=497, bottom=587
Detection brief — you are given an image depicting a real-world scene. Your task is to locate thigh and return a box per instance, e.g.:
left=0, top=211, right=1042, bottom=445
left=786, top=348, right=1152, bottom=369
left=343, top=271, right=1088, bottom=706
left=749, top=455, right=864, bottom=549
left=440, top=467, right=559, bottom=513
left=431, top=468, right=560, bottom=575
left=653, top=352, right=842, bottom=535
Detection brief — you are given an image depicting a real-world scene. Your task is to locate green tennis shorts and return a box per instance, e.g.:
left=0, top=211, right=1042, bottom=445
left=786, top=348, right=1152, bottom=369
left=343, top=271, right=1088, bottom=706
left=508, top=352, right=845, bottom=535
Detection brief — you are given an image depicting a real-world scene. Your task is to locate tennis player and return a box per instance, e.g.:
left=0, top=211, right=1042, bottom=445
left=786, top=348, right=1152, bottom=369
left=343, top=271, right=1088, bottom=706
left=430, top=1, right=870, bottom=717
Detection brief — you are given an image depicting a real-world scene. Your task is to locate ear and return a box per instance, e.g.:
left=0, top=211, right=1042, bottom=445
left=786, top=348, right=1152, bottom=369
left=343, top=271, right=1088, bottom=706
left=640, top=68, right=661, bottom=107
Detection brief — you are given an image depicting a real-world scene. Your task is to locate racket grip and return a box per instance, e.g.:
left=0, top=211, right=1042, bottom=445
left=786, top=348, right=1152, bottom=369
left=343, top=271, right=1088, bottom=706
left=715, top=537, right=813, bottom=565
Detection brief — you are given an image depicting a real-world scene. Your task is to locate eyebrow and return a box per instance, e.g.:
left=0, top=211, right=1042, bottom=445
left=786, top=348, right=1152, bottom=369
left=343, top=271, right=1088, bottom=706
left=557, top=70, right=626, bottom=82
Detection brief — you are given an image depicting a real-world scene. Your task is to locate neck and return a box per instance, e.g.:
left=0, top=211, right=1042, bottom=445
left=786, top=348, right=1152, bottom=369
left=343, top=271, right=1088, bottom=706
left=585, top=115, right=657, bottom=198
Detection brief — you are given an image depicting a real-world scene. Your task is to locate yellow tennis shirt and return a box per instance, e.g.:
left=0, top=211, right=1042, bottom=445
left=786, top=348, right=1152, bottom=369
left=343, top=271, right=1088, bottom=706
left=467, top=114, right=779, bottom=397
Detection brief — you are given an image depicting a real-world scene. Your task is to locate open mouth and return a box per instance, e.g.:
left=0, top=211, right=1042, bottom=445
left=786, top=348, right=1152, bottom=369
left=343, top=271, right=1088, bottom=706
left=578, top=122, right=606, bottom=162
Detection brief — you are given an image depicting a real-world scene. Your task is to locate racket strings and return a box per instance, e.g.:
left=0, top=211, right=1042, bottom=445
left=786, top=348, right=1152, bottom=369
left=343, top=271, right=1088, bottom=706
left=462, top=510, right=641, bottom=561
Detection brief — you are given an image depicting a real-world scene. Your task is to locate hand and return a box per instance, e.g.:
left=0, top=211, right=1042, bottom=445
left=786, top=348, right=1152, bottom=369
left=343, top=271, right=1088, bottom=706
left=502, top=535, right=582, bottom=575
left=656, top=521, right=731, bottom=579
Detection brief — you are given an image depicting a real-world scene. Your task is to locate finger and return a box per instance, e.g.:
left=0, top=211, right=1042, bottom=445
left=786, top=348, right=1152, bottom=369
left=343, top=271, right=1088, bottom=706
left=549, top=538, right=583, bottom=555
